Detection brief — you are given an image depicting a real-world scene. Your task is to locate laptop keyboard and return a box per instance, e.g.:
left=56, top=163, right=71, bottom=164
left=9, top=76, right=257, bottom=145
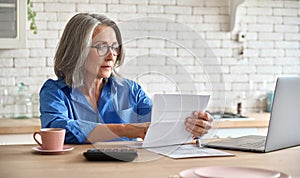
left=237, top=139, right=266, bottom=148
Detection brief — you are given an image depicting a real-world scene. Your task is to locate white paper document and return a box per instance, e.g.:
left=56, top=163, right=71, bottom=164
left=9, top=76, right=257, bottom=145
left=146, top=144, right=234, bottom=159
left=142, top=94, right=210, bottom=148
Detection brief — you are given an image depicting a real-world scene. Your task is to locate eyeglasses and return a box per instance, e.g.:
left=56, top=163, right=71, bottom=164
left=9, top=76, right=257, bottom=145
left=91, top=43, right=120, bottom=56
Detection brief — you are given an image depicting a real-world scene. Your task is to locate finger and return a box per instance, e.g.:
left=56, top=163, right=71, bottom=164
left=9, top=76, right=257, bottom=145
left=186, top=127, right=208, bottom=137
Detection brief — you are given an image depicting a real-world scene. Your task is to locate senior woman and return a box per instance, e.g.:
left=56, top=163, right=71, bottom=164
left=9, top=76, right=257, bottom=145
left=39, top=13, right=213, bottom=144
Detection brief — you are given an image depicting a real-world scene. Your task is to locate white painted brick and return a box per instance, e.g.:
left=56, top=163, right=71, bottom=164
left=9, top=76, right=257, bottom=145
left=194, top=74, right=220, bottom=82
left=273, top=8, right=298, bottom=16
left=124, top=48, right=149, bottom=58
left=285, top=49, right=300, bottom=57
left=27, top=40, right=45, bottom=49
left=274, top=57, right=299, bottom=65
left=177, top=65, right=205, bottom=74
left=257, top=0, right=283, bottom=8
left=206, top=32, right=230, bottom=40
left=30, top=49, right=55, bottom=58
left=0, top=77, right=15, bottom=86
left=148, top=0, right=176, bottom=5
left=258, top=32, right=283, bottom=41
left=0, top=49, right=29, bottom=58
left=222, top=57, right=247, bottom=65
left=137, top=5, right=164, bottom=13
left=260, top=49, right=284, bottom=57
left=284, top=1, right=299, bottom=8
left=120, top=0, right=148, bottom=4
left=256, top=66, right=282, bottom=74
left=14, top=58, right=46, bottom=67
left=244, top=32, right=258, bottom=40
left=275, top=41, right=299, bottom=49
left=205, top=0, right=228, bottom=7
left=248, top=58, right=273, bottom=65
left=29, top=67, right=54, bottom=76
left=248, top=41, right=274, bottom=49
left=177, top=0, right=204, bottom=6
left=248, top=24, right=273, bottom=32
left=275, top=24, right=298, bottom=33
left=45, top=3, right=76, bottom=12
left=30, top=21, right=47, bottom=31
left=77, top=4, right=106, bottom=12
left=212, top=48, right=233, bottom=57
left=136, top=56, right=166, bottom=66
left=193, top=7, right=219, bottom=15
left=47, top=21, right=70, bottom=30
left=177, top=15, right=203, bottom=24
left=149, top=65, right=176, bottom=74
left=150, top=31, right=177, bottom=41
left=223, top=74, right=248, bottom=82
left=165, top=6, right=192, bottom=15
left=108, top=4, right=136, bottom=13
left=285, top=33, right=300, bottom=41
left=56, top=12, right=77, bottom=21
left=28, top=30, right=59, bottom=40
left=149, top=48, right=177, bottom=57
left=0, top=68, right=29, bottom=77
left=283, top=17, right=300, bottom=25
left=32, top=2, right=44, bottom=12
left=90, top=0, right=118, bottom=3
left=0, top=58, right=13, bottom=67
left=193, top=24, right=221, bottom=31
left=16, top=76, right=46, bottom=86
left=205, top=40, right=221, bottom=48
left=257, top=16, right=283, bottom=24
left=247, top=8, right=272, bottom=16
left=230, top=66, right=256, bottom=74
left=283, top=66, right=300, bottom=74
left=221, top=40, right=238, bottom=48
left=204, top=15, right=229, bottom=24
left=36, top=12, right=57, bottom=21
left=243, top=49, right=259, bottom=57
left=242, top=15, right=257, bottom=24
left=46, top=39, right=59, bottom=48
left=46, top=57, right=55, bottom=67
left=137, top=39, right=165, bottom=48
left=59, top=0, right=89, bottom=2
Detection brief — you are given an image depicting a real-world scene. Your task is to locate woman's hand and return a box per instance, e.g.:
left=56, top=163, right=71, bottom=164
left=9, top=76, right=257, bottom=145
left=185, top=111, right=213, bottom=137
left=123, top=122, right=151, bottom=139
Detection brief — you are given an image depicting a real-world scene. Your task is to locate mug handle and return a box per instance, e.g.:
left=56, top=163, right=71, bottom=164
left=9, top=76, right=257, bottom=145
left=33, top=131, right=43, bottom=148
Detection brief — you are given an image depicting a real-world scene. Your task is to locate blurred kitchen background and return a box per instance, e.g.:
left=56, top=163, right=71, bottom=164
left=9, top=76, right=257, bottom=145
left=0, top=0, right=299, bottom=118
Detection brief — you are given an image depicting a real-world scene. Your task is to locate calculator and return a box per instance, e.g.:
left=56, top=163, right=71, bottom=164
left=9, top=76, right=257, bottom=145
left=83, top=148, right=138, bottom=162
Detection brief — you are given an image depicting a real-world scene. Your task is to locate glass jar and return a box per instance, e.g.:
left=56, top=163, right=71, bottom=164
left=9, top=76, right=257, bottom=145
left=14, top=83, right=32, bottom=119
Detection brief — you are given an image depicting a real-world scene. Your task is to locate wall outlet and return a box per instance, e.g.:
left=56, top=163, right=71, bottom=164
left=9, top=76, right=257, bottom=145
left=238, top=32, right=246, bottom=42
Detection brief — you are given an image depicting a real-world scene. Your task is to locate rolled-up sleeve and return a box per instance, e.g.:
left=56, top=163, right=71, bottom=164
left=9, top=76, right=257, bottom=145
left=39, top=80, right=87, bottom=144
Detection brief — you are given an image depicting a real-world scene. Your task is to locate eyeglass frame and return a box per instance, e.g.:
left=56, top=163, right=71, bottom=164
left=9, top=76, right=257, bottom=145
left=90, top=43, right=121, bottom=57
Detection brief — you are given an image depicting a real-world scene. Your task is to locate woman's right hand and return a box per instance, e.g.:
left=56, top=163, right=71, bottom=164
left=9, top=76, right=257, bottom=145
left=123, top=122, right=151, bottom=139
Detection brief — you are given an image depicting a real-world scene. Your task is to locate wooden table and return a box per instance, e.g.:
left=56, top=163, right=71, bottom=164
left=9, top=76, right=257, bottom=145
left=0, top=113, right=270, bottom=134
left=0, top=144, right=299, bottom=178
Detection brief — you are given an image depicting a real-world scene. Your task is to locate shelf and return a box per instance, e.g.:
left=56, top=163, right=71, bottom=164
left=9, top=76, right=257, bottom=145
left=229, top=0, right=246, bottom=31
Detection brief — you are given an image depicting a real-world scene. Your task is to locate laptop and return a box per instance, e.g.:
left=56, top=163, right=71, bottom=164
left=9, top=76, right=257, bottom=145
left=205, top=76, right=300, bottom=153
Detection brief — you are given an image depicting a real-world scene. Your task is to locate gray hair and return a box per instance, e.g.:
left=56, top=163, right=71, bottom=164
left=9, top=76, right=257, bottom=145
left=54, top=13, right=125, bottom=87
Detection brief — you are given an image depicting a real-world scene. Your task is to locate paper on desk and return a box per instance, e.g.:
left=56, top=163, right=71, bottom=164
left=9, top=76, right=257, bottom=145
left=142, top=94, right=210, bottom=148
left=146, top=144, right=234, bottom=159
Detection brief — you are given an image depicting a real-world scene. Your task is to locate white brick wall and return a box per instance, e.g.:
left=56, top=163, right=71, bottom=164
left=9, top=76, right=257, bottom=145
left=0, top=0, right=299, bottom=117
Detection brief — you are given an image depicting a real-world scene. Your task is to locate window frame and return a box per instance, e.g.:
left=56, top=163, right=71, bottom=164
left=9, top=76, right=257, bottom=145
left=0, top=0, right=26, bottom=49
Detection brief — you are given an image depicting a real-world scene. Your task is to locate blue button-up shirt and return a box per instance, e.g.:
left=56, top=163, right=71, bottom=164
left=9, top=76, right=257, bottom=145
left=39, top=77, right=152, bottom=144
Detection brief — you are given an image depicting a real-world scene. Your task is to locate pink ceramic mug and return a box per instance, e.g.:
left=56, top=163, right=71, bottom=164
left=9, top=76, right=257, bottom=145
left=33, top=128, right=66, bottom=150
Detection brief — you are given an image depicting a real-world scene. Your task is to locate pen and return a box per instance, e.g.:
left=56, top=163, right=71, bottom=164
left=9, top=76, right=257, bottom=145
left=193, top=137, right=202, bottom=147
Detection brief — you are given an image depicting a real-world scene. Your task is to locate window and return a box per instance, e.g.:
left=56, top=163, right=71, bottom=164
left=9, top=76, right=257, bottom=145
left=0, top=0, right=26, bottom=49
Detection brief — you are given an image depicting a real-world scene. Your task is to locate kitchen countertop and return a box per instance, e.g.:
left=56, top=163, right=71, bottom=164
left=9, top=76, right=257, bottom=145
left=0, top=113, right=270, bottom=134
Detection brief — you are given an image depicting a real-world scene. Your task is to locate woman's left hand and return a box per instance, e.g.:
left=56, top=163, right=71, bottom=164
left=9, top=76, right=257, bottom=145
left=185, top=111, right=213, bottom=137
